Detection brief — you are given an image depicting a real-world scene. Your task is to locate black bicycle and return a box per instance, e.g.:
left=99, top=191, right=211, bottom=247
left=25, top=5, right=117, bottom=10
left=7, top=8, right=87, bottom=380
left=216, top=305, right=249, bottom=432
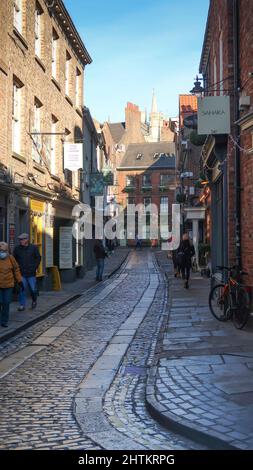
left=209, top=266, right=250, bottom=329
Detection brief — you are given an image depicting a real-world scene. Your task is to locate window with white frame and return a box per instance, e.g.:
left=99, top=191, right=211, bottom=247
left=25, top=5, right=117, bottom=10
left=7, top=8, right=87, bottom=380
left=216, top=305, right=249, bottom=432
left=32, top=99, right=42, bottom=164
left=65, top=51, right=71, bottom=96
left=35, top=4, right=43, bottom=58
left=51, top=116, right=58, bottom=175
left=143, top=174, right=151, bottom=187
left=160, top=174, right=172, bottom=186
left=126, top=175, right=135, bottom=187
left=76, top=68, right=81, bottom=107
left=14, top=0, right=22, bottom=34
left=12, top=81, right=22, bottom=154
left=160, top=196, right=168, bottom=213
left=52, top=29, right=59, bottom=79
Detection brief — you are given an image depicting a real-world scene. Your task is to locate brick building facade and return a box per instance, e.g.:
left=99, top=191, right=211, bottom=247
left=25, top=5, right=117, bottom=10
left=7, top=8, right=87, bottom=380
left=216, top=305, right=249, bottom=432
left=102, top=101, right=177, bottom=221
left=117, top=142, right=176, bottom=246
left=199, top=0, right=253, bottom=288
left=0, top=0, right=92, bottom=287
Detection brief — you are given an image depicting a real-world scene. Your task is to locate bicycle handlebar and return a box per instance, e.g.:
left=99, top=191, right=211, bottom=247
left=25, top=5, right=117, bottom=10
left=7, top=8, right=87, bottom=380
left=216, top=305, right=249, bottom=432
left=216, top=266, right=248, bottom=275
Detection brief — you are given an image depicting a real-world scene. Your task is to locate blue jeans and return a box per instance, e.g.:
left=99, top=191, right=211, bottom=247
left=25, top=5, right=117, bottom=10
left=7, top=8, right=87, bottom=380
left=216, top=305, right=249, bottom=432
left=96, top=259, right=104, bottom=281
left=0, top=288, right=13, bottom=326
left=19, top=276, right=37, bottom=307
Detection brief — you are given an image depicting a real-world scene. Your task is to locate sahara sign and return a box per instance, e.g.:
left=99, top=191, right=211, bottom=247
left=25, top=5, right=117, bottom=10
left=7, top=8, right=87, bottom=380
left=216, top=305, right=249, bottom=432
left=197, top=96, right=230, bottom=135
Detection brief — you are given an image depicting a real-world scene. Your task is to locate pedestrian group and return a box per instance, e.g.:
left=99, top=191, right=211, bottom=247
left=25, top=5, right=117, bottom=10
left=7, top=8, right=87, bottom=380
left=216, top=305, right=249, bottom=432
left=0, top=233, right=41, bottom=328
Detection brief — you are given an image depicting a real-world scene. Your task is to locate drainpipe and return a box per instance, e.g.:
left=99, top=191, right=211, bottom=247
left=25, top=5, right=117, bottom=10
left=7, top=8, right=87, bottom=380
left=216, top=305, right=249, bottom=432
left=223, top=159, right=228, bottom=269
left=233, top=0, right=241, bottom=269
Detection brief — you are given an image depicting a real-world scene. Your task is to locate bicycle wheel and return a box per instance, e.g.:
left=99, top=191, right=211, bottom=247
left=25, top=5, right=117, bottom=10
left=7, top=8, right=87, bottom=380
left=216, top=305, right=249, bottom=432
left=209, top=284, right=228, bottom=321
left=232, top=287, right=250, bottom=329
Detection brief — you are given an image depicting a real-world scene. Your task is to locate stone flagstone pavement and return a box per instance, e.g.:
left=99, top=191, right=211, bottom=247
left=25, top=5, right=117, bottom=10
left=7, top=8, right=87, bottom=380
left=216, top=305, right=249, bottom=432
left=147, top=252, right=253, bottom=450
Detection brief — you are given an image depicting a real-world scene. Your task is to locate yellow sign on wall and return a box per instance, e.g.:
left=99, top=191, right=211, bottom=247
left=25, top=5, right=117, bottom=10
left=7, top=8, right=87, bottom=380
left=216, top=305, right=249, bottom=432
left=30, top=200, right=45, bottom=213
left=30, top=199, right=45, bottom=277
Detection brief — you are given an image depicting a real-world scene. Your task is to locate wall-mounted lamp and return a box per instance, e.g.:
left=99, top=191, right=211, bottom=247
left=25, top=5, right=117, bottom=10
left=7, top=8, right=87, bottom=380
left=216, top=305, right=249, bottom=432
left=189, top=76, right=204, bottom=97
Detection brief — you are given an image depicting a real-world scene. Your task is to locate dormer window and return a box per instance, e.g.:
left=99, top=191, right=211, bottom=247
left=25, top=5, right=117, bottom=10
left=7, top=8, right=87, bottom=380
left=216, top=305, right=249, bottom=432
left=153, top=153, right=159, bottom=159
left=136, top=153, right=143, bottom=160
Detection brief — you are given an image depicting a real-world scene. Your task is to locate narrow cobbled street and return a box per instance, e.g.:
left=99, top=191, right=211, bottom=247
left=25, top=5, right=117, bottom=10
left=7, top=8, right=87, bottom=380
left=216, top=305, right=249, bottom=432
left=0, top=251, right=205, bottom=450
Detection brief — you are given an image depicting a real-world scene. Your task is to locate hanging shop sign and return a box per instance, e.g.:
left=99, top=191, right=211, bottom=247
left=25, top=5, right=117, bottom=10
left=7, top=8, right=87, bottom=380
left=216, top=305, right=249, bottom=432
left=64, top=143, right=83, bottom=171
left=102, top=165, right=114, bottom=186
left=90, top=172, right=104, bottom=196
left=197, top=96, right=230, bottom=135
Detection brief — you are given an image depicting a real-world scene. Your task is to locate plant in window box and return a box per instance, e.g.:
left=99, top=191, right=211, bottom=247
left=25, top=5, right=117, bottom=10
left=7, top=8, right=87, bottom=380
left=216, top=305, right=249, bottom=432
left=142, top=186, right=152, bottom=192
left=159, top=185, right=168, bottom=192
left=124, top=186, right=134, bottom=193
left=189, top=131, right=207, bottom=146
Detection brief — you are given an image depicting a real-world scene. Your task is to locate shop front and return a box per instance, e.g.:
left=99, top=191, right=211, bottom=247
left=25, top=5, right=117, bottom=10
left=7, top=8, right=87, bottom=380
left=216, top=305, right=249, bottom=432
left=202, top=135, right=228, bottom=283
left=52, top=199, right=85, bottom=283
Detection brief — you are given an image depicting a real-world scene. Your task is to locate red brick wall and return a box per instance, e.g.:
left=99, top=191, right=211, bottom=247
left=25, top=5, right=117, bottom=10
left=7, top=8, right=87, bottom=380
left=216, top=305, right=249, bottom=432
left=121, top=102, right=145, bottom=144
left=201, top=0, right=238, bottom=269
left=238, top=0, right=253, bottom=284
left=201, top=0, right=253, bottom=285
left=117, top=169, right=175, bottom=215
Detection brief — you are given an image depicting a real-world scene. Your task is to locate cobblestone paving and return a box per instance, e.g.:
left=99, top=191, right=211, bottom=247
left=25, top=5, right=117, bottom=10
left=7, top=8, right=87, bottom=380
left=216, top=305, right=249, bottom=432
left=0, top=250, right=205, bottom=450
left=0, top=262, right=128, bottom=361
left=103, top=261, right=205, bottom=450
left=0, top=262, right=137, bottom=449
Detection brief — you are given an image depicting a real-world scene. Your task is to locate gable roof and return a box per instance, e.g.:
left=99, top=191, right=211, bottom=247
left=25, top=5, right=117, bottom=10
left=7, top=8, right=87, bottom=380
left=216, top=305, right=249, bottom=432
left=108, top=122, right=125, bottom=143
left=118, top=142, right=176, bottom=170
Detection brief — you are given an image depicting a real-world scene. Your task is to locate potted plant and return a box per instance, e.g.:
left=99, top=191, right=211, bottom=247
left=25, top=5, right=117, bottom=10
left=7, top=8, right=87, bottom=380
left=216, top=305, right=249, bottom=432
left=190, top=131, right=207, bottom=147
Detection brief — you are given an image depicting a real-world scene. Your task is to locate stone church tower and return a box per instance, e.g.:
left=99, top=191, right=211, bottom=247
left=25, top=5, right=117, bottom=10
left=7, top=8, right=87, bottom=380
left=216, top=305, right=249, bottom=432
left=145, top=90, right=176, bottom=143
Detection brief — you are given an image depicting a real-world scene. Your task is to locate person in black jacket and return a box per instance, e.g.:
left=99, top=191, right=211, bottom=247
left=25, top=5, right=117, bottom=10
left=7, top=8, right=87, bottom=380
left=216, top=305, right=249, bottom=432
left=177, top=233, right=195, bottom=289
left=13, top=233, right=41, bottom=310
left=93, top=239, right=108, bottom=281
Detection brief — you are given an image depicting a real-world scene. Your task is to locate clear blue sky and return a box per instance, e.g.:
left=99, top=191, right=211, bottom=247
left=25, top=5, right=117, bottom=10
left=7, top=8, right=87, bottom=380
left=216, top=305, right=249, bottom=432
left=64, top=0, right=209, bottom=123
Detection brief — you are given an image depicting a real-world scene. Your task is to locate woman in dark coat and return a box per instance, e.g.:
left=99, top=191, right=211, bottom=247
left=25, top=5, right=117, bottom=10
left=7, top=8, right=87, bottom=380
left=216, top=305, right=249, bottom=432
left=177, top=233, right=195, bottom=289
left=172, top=250, right=180, bottom=277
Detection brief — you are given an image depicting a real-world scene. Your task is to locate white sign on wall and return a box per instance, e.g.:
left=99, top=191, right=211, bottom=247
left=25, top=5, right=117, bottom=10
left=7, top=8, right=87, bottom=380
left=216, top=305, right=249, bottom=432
left=64, top=143, right=83, bottom=171
left=197, top=96, right=231, bottom=135
left=59, top=226, right=73, bottom=269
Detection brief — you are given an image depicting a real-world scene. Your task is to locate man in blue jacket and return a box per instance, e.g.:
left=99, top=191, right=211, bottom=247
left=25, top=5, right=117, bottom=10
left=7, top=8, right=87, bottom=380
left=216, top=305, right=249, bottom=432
left=13, top=233, right=41, bottom=311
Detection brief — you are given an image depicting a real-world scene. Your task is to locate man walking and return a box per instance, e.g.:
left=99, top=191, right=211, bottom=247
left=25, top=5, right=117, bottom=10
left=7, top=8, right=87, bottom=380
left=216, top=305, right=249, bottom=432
left=93, top=239, right=108, bottom=281
left=135, top=234, right=142, bottom=250
left=13, top=233, right=41, bottom=311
